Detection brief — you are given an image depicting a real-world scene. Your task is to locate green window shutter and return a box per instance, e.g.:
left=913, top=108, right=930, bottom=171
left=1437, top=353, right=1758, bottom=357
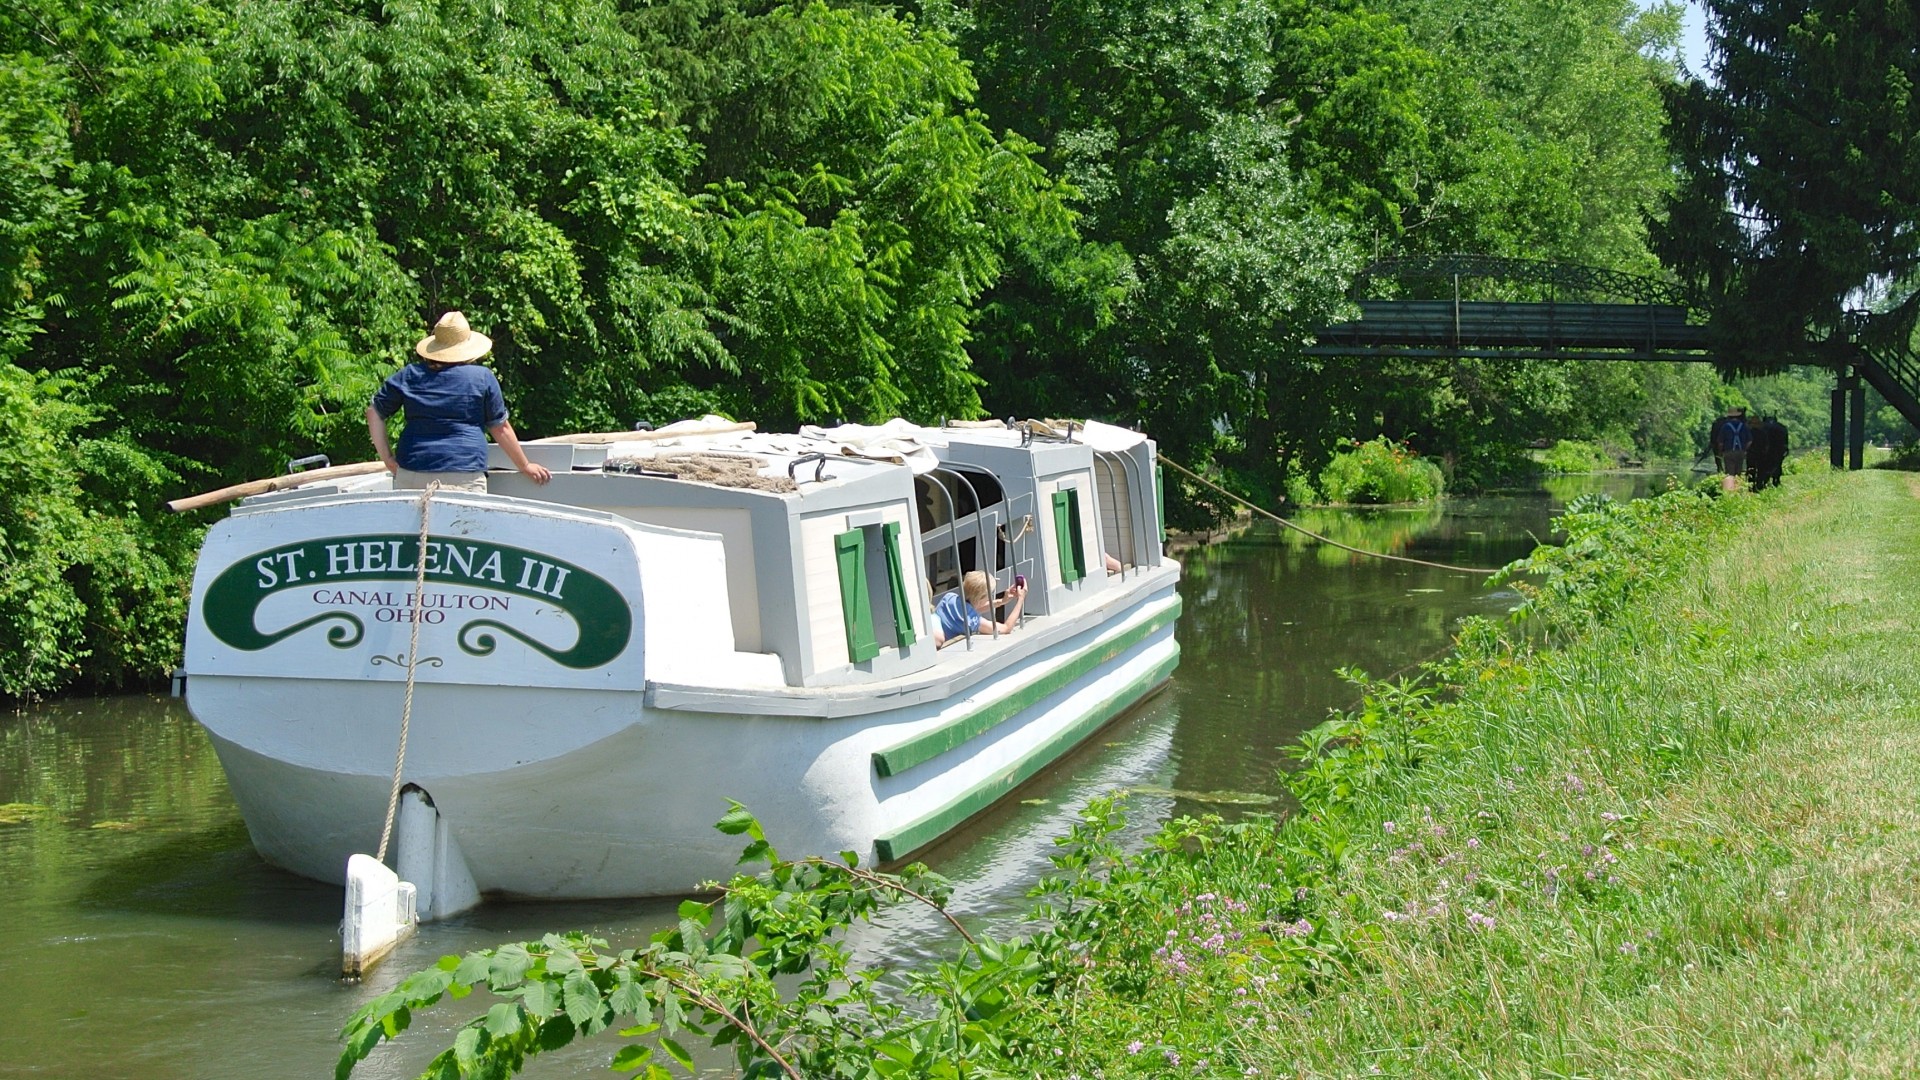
left=1155, top=463, right=1166, bottom=543
left=1066, top=489, right=1088, bottom=579
left=881, top=522, right=917, bottom=646
left=835, top=529, right=879, bottom=662
left=1053, top=490, right=1086, bottom=583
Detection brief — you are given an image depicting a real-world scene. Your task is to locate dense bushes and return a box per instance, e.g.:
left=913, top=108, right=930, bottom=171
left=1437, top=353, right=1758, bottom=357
left=0, top=0, right=1086, bottom=698
left=1314, top=436, right=1446, bottom=503
left=1539, top=438, right=1614, bottom=474
left=0, top=367, right=195, bottom=698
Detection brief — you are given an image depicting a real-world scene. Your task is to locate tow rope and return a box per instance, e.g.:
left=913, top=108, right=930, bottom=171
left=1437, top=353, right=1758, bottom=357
left=374, top=480, right=440, bottom=861
left=1158, top=457, right=1499, bottom=576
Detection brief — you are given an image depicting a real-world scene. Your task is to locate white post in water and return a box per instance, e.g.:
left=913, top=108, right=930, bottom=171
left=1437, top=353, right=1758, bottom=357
left=342, top=854, right=417, bottom=978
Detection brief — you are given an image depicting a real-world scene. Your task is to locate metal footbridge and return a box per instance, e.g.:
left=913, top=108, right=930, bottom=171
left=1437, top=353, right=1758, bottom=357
left=1309, top=255, right=1920, bottom=464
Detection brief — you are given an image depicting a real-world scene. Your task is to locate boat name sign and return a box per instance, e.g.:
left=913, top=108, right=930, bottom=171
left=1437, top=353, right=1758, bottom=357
left=199, top=532, right=634, bottom=676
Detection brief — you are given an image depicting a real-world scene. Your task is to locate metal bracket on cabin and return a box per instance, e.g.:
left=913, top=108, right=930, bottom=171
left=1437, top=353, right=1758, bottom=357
left=288, top=454, right=331, bottom=473
left=788, top=453, right=834, bottom=484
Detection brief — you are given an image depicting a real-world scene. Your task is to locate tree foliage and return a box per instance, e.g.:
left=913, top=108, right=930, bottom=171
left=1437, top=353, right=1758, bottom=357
left=952, top=0, right=1685, bottom=503
left=1658, top=0, right=1920, bottom=361
left=1, top=0, right=1705, bottom=695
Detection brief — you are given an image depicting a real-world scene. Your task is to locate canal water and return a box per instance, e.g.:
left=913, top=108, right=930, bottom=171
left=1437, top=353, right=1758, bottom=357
left=0, top=474, right=1674, bottom=1078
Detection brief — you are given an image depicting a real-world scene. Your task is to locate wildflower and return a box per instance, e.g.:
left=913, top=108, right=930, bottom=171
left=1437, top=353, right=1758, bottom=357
left=1164, top=1049, right=1181, bottom=1067
left=1382, top=910, right=1409, bottom=923
left=1564, top=774, right=1587, bottom=795
left=1382, top=820, right=1397, bottom=834
left=1466, top=837, right=1481, bottom=849
left=1619, top=942, right=1638, bottom=955
left=1467, top=911, right=1496, bottom=932
left=1127, top=1041, right=1144, bottom=1055
left=1600, top=811, right=1622, bottom=823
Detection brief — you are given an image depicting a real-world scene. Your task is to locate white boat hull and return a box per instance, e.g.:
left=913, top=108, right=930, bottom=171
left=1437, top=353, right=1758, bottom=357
left=194, top=585, right=1179, bottom=897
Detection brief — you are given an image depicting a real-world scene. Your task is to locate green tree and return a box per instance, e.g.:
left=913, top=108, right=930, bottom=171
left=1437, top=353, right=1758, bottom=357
left=1659, top=0, right=1920, bottom=362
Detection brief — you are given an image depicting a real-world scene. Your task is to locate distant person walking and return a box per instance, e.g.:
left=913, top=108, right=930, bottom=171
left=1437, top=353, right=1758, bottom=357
left=1749, top=414, right=1788, bottom=489
left=366, top=311, right=551, bottom=492
left=1708, top=405, right=1751, bottom=492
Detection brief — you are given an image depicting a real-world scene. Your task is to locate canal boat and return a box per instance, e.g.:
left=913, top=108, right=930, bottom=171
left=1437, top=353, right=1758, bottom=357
left=179, top=417, right=1180, bottom=929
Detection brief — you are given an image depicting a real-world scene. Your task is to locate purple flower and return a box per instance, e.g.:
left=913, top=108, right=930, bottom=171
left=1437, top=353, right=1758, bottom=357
left=1466, top=837, right=1482, bottom=850
left=1382, top=820, right=1397, bottom=834
left=1466, top=911, right=1496, bottom=932
left=1127, top=1041, right=1144, bottom=1055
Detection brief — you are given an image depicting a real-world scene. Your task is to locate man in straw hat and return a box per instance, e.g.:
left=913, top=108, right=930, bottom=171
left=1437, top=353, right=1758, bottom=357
left=366, top=311, right=552, bottom=491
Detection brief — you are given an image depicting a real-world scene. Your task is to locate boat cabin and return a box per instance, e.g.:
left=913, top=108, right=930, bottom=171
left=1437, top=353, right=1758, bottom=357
left=222, top=418, right=1165, bottom=694
left=474, top=419, right=1166, bottom=689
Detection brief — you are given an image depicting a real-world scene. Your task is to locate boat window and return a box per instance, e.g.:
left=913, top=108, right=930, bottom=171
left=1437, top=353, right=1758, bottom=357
left=1093, top=451, right=1139, bottom=572
left=834, top=523, right=919, bottom=662
left=917, top=468, right=1012, bottom=601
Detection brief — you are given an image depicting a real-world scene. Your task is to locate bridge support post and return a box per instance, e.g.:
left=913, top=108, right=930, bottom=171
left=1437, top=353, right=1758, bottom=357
left=1850, top=377, right=1867, bottom=470
left=1830, top=374, right=1851, bottom=469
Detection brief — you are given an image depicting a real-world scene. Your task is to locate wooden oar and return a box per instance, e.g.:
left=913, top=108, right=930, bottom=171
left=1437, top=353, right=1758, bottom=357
left=165, top=461, right=392, bottom=513
left=165, top=421, right=761, bottom=513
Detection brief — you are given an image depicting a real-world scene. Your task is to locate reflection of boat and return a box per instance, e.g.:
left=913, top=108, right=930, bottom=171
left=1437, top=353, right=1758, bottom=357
left=180, top=418, right=1179, bottom=920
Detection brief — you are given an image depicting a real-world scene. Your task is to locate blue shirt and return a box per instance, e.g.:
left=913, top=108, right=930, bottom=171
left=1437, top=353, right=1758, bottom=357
left=371, top=363, right=509, bottom=473
left=935, top=590, right=983, bottom=640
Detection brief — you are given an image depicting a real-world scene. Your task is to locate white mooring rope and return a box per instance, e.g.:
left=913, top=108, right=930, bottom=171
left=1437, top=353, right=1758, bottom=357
left=374, top=480, right=440, bottom=863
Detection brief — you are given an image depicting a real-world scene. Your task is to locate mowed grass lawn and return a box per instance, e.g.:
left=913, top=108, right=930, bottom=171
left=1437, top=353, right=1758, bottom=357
left=1262, top=470, right=1920, bottom=1078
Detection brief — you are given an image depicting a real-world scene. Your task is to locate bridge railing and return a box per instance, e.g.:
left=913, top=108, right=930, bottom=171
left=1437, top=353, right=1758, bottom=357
left=1354, top=255, right=1690, bottom=307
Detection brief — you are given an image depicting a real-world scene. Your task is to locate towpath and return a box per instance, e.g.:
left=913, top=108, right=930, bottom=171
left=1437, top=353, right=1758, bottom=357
left=1267, top=468, right=1920, bottom=1076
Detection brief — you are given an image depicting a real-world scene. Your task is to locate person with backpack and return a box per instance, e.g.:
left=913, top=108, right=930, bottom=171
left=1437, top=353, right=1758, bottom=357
left=1708, top=405, right=1751, bottom=491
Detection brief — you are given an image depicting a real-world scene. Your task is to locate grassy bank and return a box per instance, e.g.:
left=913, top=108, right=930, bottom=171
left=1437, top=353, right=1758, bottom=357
left=1303, top=468, right=1920, bottom=1076
left=1046, top=469, right=1920, bottom=1078
left=343, top=471, right=1920, bottom=1079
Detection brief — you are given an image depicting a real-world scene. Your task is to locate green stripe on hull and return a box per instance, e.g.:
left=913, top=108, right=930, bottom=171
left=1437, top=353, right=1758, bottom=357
left=873, top=645, right=1180, bottom=863
left=872, top=596, right=1182, bottom=778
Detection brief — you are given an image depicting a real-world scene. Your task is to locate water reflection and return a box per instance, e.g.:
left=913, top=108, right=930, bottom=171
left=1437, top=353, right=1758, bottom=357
left=0, top=474, right=1675, bottom=1078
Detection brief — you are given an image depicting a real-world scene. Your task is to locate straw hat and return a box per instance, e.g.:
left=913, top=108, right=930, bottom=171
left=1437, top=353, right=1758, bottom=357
left=414, top=311, right=493, bottom=364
